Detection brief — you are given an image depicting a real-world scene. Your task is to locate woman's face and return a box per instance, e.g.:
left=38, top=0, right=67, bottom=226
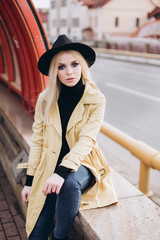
left=57, top=52, right=82, bottom=87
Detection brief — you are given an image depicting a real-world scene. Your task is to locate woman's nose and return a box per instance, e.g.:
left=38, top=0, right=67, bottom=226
left=67, top=66, right=73, bottom=74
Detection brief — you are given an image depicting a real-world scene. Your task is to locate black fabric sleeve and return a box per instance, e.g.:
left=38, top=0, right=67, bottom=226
left=25, top=175, right=34, bottom=186
left=55, top=166, right=72, bottom=180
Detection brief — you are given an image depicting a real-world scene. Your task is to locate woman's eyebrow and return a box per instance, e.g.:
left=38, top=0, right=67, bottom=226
left=58, top=60, right=79, bottom=65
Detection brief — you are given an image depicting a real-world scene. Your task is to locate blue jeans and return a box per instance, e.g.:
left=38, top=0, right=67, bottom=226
left=28, top=165, right=94, bottom=240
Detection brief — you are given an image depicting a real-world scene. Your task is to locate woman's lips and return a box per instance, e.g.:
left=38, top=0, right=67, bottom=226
left=66, top=78, right=74, bottom=81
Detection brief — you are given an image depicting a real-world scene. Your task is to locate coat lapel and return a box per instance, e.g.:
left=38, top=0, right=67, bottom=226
left=52, top=103, right=62, bottom=136
left=66, top=102, right=84, bottom=133
left=66, top=83, right=101, bottom=133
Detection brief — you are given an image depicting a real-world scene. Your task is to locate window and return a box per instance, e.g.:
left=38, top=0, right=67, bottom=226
left=95, top=16, right=98, bottom=27
left=136, top=18, right=140, bottom=27
left=60, top=19, right=67, bottom=27
left=61, top=0, right=67, bottom=7
left=72, top=18, right=79, bottom=27
left=51, top=0, right=56, bottom=8
left=52, top=19, right=57, bottom=26
left=89, top=17, right=92, bottom=26
left=115, top=17, right=119, bottom=27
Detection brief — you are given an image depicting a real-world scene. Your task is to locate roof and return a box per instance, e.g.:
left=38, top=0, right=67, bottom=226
left=79, top=0, right=111, bottom=8
left=37, top=9, right=48, bottom=23
left=148, top=7, right=160, bottom=19
left=131, top=19, right=160, bottom=38
left=82, top=27, right=93, bottom=32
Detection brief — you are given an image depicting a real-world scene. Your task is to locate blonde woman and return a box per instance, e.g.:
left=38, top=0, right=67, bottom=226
left=21, top=35, right=117, bottom=240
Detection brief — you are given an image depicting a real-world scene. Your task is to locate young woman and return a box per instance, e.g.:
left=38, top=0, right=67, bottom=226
left=21, top=35, right=117, bottom=240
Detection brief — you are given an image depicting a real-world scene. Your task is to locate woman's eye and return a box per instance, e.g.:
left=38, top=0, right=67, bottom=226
left=72, top=62, right=79, bottom=67
left=58, top=65, right=65, bottom=70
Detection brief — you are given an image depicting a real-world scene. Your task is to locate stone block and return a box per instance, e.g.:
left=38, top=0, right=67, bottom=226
left=79, top=196, right=160, bottom=240
left=0, top=231, right=6, bottom=240
left=3, top=222, right=18, bottom=237
left=0, top=210, right=12, bottom=223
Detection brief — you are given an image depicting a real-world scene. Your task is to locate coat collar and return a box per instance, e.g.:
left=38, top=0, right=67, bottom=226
left=52, top=103, right=62, bottom=136
left=66, top=83, right=102, bottom=133
left=52, top=83, right=103, bottom=135
left=83, top=83, right=102, bottom=104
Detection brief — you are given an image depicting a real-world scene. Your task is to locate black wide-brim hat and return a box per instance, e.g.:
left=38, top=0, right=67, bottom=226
left=38, top=34, right=96, bottom=76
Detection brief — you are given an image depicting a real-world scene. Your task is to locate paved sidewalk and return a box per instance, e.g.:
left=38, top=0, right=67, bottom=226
left=0, top=163, right=27, bottom=240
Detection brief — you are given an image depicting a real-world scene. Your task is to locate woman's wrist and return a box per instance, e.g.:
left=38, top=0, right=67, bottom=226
left=25, top=175, right=34, bottom=186
left=55, top=166, right=71, bottom=180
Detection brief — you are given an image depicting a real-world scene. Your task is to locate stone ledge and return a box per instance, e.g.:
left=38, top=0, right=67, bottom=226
left=73, top=170, right=160, bottom=240
left=77, top=195, right=160, bottom=240
left=0, top=84, right=33, bottom=154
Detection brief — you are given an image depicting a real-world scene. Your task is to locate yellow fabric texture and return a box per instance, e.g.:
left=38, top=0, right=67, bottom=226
left=25, top=83, right=118, bottom=237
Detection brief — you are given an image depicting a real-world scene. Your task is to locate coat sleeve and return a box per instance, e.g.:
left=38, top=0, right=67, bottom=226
left=60, top=95, right=106, bottom=171
left=26, top=93, right=44, bottom=176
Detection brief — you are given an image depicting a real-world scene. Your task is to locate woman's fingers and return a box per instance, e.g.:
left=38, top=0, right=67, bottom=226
left=23, top=193, right=27, bottom=202
left=43, top=183, right=57, bottom=195
left=26, top=191, right=30, bottom=202
left=43, top=174, right=64, bottom=195
left=47, top=185, right=52, bottom=194
left=55, top=185, right=61, bottom=195
left=22, top=186, right=32, bottom=202
left=42, top=183, right=48, bottom=195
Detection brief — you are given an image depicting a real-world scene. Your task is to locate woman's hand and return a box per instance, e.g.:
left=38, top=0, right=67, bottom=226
left=42, top=173, right=64, bottom=196
left=22, top=186, right=32, bottom=202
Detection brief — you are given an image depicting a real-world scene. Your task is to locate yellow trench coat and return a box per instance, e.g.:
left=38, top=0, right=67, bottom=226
left=25, top=83, right=117, bottom=237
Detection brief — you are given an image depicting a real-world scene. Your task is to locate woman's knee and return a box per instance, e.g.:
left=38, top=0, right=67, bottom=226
left=60, top=176, right=80, bottom=196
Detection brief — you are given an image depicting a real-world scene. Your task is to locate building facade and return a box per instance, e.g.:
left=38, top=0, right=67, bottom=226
left=49, top=0, right=88, bottom=43
left=48, top=0, right=156, bottom=43
left=85, top=0, right=155, bottom=40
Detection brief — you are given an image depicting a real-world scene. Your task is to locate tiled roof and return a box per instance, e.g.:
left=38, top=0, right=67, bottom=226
left=79, top=0, right=111, bottom=8
left=132, top=19, right=160, bottom=38
left=148, top=7, right=160, bottom=19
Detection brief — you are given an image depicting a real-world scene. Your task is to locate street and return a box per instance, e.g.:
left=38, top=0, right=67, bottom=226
left=90, top=57, right=160, bottom=205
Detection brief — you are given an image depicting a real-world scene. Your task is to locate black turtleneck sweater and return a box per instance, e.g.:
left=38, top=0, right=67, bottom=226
left=25, top=79, right=85, bottom=186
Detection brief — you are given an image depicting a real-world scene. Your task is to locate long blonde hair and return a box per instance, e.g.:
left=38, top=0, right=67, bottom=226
left=40, top=50, right=94, bottom=124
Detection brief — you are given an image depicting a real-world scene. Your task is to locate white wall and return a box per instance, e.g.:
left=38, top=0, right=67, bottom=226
left=49, top=0, right=155, bottom=42
left=102, top=0, right=155, bottom=36
left=89, top=0, right=155, bottom=39
left=49, top=0, right=89, bottom=42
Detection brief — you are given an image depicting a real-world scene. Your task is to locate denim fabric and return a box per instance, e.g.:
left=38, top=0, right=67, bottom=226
left=28, top=165, right=94, bottom=240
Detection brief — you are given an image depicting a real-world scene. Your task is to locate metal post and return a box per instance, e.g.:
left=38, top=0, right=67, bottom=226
left=97, top=6, right=102, bottom=42
left=100, top=122, right=160, bottom=197
left=139, top=162, right=153, bottom=197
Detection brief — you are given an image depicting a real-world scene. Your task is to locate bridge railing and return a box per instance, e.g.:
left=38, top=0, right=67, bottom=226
left=100, top=122, right=160, bottom=197
left=94, top=47, right=160, bottom=66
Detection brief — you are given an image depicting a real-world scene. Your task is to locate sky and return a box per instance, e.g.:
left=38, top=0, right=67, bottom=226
left=32, top=0, right=50, bottom=9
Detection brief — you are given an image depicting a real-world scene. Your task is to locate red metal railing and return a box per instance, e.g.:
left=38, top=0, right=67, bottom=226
left=0, top=0, right=50, bottom=116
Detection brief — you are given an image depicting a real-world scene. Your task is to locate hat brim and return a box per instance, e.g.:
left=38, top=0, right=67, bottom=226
left=38, top=42, right=96, bottom=76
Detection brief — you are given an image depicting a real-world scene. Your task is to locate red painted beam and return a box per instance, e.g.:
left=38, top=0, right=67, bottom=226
left=0, top=21, right=14, bottom=84
left=0, top=40, right=5, bottom=74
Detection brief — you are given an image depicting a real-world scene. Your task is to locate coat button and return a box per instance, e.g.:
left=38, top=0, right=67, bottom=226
left=76, top=123, right=81, bottom=128
left=44, top=143, right=48, bottom=148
